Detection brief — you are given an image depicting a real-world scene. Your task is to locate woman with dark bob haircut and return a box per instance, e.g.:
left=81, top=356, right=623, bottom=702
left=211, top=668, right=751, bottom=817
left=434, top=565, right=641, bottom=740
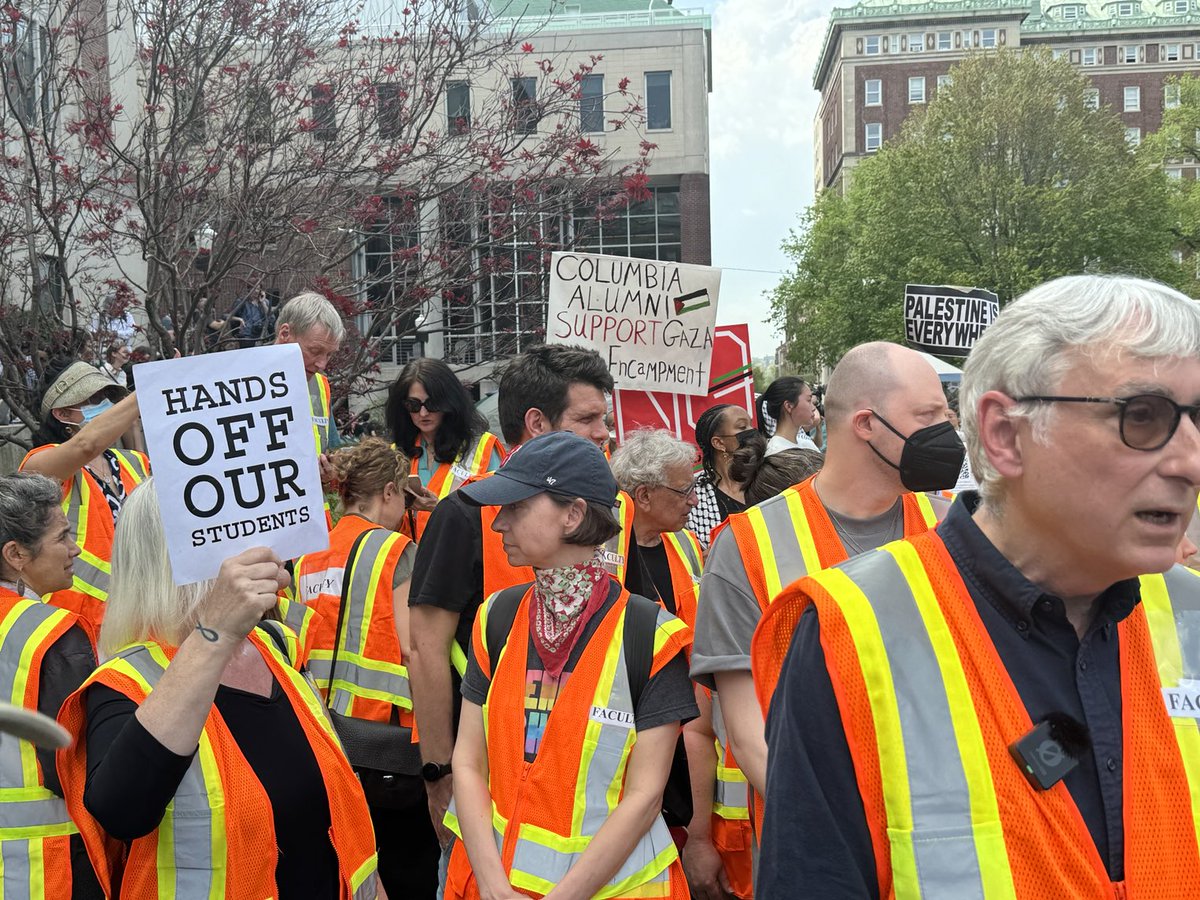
left=385, top=358, right=504, bottom=540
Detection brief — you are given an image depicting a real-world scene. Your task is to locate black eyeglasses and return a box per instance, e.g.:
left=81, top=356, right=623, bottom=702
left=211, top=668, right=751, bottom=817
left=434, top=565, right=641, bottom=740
left=403, top=397, right=441, bottom=414
left=1015, top=394, right=1200, bottom=451
left=658, top=482, right=698, bottom=500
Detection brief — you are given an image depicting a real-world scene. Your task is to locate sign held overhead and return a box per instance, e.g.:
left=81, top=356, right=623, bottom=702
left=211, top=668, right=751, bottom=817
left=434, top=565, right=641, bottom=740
left=134, top=344, right=329, bottom=585
left=547, top=251, right=722, bottom=396
left=904, top=284, right=999, bottom=357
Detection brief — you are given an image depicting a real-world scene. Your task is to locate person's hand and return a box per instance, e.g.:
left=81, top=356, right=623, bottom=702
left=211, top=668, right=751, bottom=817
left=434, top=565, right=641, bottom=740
left=318, top=453, right=334, bottom=485
left=682, top=836, right=735, bottom=900
left=196, top=547, right=288, bottom=646
left=408, top=484, right=440, bottom=513
left=426, top=776, right=454, bottom=847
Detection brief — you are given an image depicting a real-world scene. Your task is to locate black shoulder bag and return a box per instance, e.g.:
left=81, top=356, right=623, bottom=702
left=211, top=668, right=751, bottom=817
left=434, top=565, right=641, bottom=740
left=326, top=528, right=422, bottom=778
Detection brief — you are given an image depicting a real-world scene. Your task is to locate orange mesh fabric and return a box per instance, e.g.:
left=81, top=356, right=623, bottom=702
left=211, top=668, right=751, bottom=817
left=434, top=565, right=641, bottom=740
left=712, top=815, right=753, bottom=899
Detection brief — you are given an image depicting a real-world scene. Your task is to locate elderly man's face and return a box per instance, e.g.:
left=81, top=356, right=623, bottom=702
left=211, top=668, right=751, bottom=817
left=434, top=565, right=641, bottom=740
left=1016, top=350, right=1200, bottom=582
left=279, top=323, right=340, bottom=377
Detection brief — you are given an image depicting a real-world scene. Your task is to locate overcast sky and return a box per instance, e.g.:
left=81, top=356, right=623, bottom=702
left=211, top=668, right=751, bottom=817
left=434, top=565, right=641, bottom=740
left=701, top=0, right=834, bottom=359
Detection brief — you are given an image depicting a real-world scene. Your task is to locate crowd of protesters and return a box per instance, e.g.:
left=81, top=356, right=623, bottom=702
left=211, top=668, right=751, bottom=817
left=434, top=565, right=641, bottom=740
left=1, top=274, right=1200, bottom=900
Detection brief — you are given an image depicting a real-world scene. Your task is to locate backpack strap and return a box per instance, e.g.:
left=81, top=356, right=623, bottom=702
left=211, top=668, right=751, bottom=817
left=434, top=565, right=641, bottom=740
left=622, top=593, right=661, bottom=710
left=485, top=583, right=532, bottom=677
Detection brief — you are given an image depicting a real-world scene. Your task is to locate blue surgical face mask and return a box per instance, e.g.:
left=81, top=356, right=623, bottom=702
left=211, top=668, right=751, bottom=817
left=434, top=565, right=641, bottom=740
left=79, top=398, right=113, bottom=423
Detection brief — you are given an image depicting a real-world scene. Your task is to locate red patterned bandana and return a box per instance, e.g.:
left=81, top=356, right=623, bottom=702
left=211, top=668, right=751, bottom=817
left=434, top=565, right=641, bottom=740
left=530, top=549, right=610, bottom=678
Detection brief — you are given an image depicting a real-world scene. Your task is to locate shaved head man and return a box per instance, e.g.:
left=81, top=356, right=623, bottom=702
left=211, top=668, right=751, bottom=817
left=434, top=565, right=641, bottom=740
left=690, top=341, right=962, bottom=872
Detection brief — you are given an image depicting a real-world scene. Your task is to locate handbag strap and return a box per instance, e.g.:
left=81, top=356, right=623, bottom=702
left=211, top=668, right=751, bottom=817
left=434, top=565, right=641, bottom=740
left=327, top=527, right=382, bottom=692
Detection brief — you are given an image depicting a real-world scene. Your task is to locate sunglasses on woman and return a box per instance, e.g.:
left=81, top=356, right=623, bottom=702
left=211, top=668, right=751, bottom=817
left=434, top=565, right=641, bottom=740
left=403, top=397, right=442, bottom=414
left=1015, top=393, right=1200, bottom=451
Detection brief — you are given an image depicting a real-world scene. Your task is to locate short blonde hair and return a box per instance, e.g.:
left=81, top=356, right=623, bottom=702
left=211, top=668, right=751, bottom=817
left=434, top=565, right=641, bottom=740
left=277, top=291, right=345, bottom=342
left=100, top=478, right=214, bottom=659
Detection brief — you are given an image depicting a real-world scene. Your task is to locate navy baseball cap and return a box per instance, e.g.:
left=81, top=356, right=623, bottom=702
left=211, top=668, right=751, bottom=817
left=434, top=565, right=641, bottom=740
left=458, top=431, right=617, bottom=508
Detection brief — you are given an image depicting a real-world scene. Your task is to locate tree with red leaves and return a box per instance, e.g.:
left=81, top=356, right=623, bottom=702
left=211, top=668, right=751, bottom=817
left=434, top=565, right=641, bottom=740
left=0, top=0, right=653, bottom=447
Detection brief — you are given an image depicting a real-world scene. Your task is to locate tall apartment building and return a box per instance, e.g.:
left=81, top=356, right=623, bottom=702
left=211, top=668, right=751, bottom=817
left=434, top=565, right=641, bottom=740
left=813, top=0, right=1200, bottom=193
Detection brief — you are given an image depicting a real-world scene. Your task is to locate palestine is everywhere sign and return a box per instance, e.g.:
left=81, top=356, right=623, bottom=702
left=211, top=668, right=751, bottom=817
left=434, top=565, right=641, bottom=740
left=904, top=284, right=999, bottom=357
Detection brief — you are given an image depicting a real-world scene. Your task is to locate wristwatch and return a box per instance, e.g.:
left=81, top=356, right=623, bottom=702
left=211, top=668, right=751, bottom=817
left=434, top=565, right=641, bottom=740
left=421, top=761, right=453, bottom=782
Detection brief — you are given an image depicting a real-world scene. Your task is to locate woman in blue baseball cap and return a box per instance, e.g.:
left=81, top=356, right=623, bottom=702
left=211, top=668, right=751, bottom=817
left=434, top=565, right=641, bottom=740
left=444, top=430, right=697, bottom=900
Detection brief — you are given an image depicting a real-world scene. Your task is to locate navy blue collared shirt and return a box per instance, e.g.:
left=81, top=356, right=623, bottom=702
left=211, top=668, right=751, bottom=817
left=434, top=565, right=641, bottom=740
left=758, top=494, right=1141, bottom=899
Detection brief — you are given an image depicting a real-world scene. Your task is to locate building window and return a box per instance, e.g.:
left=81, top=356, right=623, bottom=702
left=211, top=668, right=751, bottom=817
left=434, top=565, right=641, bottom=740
left=579, top=74, right=604, bottom=133
left=575, top=185, right=682, bottom=264
left=645, top=71, right=671, bottom=129
left=1084, top=87, right=1100, bottom=108
left=310, top=84, right=336, bottom=141
left=353, top=197, right=422, bottom=366
left=908, top=32, right=924, bottom=52
left=1062, top=4, right=1082, bottom=18
left=1120, top=45, right=1140, bottom=63
left=446, top=81, right=470, bottom=134
left=1125, top=126, right=1141, bottom=145
left=937, top=74, right=952, bottom=90
left=865, top=122, right=882, bottom=152
left=376, top=82, right=404, bottom=139
left=1124, top=85, right=1140, bottom=110
left=865, top=35, right=881, bottom=55
left=937, top=31, right=952, bottom=50
left=981, top=28, right=997, bottom=48
left=512, top=76, right=539, bottom=134
left=1173, top=0, right=1189, bottom=11
left=1165, top=83, right=1181, bottom=108
left=865, top=79, right=882, bottom=106
left=1116, top=1, right=1136, bottom=14
left=909, top=76, right=926, bottom=103
left=35, top=255, right=64, bottom=314
left=1167, top=166, right=1183, bottom=179
left=1164, top=43, right=1181, bottom=61
left=1052, top=48, right=1067, bottom=60
left=963, top=29, right=975, bottom=48
left=1082, top=47, right=1099, bottom=65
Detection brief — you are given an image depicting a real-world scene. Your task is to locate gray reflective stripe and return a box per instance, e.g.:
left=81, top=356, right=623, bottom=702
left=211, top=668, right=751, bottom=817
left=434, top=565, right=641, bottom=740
left=714, top=774, right=745, bottom=808
left=838, top=549, right=987, bottom=899
left=69, top=554, right=109, bottom=594
left=1161, top=566, right=1200, bottom=679
left=0, top=604, right=66, bottom=793
left=341, top=530, right=396, bottom=659
left=510, top=819, right=675, bottom=893
left=0, top=795, right=75, bottom=832
left=754, top=491, right=815, bottom=591
left=670, top=531, right=702, bottom=577
left=111, top=646, right=217, bottom=896
left=352, top=873, right=378, bottom=900
left=3, top=838, right=31, bottom=899
left=111, top=449, right=149, bottom=481
left=281, top=599, right=309, bottom=636
left=327, top=658, right=411, bottom=714
left=448, top=433, right=490, bottom=492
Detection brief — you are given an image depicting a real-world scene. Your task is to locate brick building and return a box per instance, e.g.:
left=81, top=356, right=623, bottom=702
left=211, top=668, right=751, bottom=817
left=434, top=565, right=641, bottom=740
left=813, top=0, right=1200, bottom=193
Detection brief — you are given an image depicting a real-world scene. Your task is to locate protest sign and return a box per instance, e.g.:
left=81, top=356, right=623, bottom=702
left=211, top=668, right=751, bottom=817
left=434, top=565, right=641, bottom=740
left=904, top=284, right=999, bottom=357
left=134, top=344, right=329, bottom=584
left=548, top=251, right=722, bottom=396
left=613, top=324, right=753, bottom=445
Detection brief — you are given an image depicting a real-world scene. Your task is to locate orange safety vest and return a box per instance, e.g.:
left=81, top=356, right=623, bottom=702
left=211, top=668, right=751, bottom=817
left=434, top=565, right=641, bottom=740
left=444, top=586, right=691, bottom=900
left=57, top=622, right=379, bottom=900
left=0, top=588, right=80, bottom=899
left=659, top=529, right=702, bottom=634
left=752, top=532, right=1200, bottom=899
left=402, top=431, right=505, bottom=541
left=710, top=475, right=941, bottom=843
left=310, top=371, right=333, bottom=455
left=296, top=514, right=414, bottom=725
left=20, top=444, right=149, bottom=638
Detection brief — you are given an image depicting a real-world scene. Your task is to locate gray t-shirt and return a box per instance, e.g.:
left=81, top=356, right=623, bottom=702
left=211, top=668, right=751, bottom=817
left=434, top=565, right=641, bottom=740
left=690, top=498, right=906, bottom=688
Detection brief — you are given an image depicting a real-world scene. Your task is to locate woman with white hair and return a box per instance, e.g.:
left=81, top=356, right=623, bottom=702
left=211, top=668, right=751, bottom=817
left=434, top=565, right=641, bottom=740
left=56, top=478, right=380, bottom=899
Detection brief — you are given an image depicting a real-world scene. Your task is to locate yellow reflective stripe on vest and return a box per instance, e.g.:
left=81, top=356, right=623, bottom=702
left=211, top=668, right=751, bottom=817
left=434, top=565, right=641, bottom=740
left=665, top=531, right=702, bottom=580
left=99, top=643, right=228, bottom=897
left=310, top=373, right=332, bottom=455
left=709, top=693, right=748, bottom=820
left=745, top=488, right=822, bottom=605
left=601, top=496, right=633, bottom=582
left=450, top=640, right=468, bottom=678
left=0, top=602, right=77, bottom=841
left=492, top=604, right=678, bottom=898
left=62, top=473, right=109, bottom=599
left=1140, top=567, right=1200, bottom=845
left=914, top=492, right=937, bottom=527
left=809, top=541, right=1016, bottom=900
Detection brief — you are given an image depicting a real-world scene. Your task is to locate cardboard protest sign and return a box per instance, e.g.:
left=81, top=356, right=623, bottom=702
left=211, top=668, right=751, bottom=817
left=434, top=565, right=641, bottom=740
left=134, top=344, right=329, bottom=584
left=548, top=251, right=722, bottom=396
left=613, top=324, right=753, bottom=445
left=904, top=284, right=999, bottom=357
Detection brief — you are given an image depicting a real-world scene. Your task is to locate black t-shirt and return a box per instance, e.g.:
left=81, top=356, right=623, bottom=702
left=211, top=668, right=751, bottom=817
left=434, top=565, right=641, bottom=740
left=460, top=580, right=697, bottom=764
left=408, top=491, right=486, bottom=656
left=82, top=636, right=339, bottom=899
left=637, top=541, right=676, bottom=616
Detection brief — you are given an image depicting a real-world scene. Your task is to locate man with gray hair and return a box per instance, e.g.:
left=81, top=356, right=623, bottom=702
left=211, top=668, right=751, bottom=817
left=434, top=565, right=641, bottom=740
left=274, top=291, right=346, bottom=485
left=756, top=274, right=1200, bottom=897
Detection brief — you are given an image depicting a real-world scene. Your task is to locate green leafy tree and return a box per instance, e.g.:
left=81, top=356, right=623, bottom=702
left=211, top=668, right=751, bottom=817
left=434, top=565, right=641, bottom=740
left=1143, top=74, right=1200, bottom=296
left=773, top=49, right=1178, bottom=372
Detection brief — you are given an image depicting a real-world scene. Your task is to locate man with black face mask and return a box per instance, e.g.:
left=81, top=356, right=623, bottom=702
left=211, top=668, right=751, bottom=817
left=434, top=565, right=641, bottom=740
left=690, top=341, right=958, bottom=878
